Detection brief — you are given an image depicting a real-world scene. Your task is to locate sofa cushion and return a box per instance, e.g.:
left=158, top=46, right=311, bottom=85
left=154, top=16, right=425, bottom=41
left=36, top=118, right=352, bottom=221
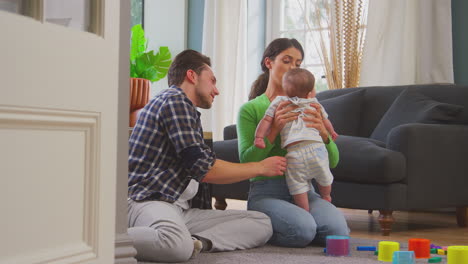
left=223, top=124, right=238, bottom=140
left=371, top=89, right=464, bottom=142
left=332, top=136, right=406, bottom=184
left=320, top=89, right=365, bottom=136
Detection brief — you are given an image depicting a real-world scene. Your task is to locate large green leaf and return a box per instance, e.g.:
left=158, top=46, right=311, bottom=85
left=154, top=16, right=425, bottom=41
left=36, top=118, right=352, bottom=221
left=134, top=54, right=152, bottom=78
left=130, top=24, right=147, bottom=62
left=150, top=46, right=172, bottom=82
left=129, top=25, right=172, bottom=83
left=130, top=62, right=138, bottom=78
left=142, top=67, right=158, bottom=82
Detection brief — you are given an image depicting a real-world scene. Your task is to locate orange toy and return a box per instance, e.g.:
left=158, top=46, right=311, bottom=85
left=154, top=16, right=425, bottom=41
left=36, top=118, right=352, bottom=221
left=408, top=238, right=431, bottom=258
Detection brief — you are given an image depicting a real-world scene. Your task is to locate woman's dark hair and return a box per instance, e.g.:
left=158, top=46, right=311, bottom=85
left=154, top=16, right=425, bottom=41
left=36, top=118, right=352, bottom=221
left=168, top=49, right=211, bottom=87
left=249, top=38, right=304, bottom=100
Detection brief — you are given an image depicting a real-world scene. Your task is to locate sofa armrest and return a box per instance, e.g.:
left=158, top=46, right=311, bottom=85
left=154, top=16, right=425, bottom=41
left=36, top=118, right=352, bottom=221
left=212, top=137, right=249, bottom=203
left=387, top=123, right=468, bottom=208
left=213, top=139, right=239, bottom=163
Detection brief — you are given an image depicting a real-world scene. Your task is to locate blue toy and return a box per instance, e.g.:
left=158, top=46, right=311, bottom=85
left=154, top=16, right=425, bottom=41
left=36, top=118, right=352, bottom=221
left=357, top=246, right=376, bottom=251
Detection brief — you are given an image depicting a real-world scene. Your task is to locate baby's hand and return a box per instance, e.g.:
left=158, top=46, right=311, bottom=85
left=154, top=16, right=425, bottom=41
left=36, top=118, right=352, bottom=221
left=254, top=137, right=266, bottom=149
left=331, top=131, right=339, bottom=141
left=322, top=195, right=332, bottom=203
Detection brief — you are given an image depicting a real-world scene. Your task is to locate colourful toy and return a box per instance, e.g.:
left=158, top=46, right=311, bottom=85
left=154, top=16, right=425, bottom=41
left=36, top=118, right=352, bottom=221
left=392, top=251, right=415, bottom=264
left=428, top=256, right=442, bottom=263
left=430, top=248, right=438, bottom=254
left=447, top=245, right=468, bottom=264
left=437, top=249, right=447, bottom=255
left=378, top=241, right=400, bottom=262
left=325, top=235, right=350, bottom=257
left=408, top=238, right=430, bottom=258
left=431, top=243, right=443, bottom=249
left=374, top=250, right=379, bottom=256
left=357, top=246, right=376, bottom=251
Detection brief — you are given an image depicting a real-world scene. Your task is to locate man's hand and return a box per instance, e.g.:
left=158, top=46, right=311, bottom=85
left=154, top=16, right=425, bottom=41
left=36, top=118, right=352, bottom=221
left=259, top=156, right=287, bottom=176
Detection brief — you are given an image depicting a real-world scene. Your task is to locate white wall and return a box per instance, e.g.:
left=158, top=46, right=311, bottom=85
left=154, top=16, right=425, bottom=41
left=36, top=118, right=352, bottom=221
left=144, top=0, right=187, bottom=96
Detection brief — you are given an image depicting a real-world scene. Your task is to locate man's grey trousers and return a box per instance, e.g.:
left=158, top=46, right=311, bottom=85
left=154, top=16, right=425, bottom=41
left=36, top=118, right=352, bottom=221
left=127, top=199, right=273, bottom=263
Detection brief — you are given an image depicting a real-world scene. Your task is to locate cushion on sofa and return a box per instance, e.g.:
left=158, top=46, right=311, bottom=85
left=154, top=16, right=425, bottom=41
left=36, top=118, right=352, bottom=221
left=371, top=89, right=464, bottom=142
left=223, top=124, right=238, bottom=140
left=320, top=89, right=365, bottom=136
left=332, top=135, right=406, bottom=184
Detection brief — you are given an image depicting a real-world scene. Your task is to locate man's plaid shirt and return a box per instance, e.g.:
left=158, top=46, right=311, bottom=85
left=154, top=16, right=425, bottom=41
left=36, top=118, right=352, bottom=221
left=128, top=86, right=215, bottom=208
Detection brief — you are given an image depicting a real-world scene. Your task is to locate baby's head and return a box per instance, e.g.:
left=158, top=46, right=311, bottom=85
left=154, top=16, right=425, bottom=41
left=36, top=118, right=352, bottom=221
left=282, top=68, right=316, bottom=98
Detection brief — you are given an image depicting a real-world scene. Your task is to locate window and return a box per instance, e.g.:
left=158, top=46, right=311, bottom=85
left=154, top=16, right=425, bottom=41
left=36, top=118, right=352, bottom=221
left=0, top=0, right=41, bottom=19
left=0, top=0, right=103, bottom=35
left=0, top=0, right=20, bottom=13
left=131, top=0, right=144, bottom=28
left=44, top=0, right=91, bottom=32
left=268, top=0, right=367, bottom=91
left=268, top=0, right=330, bottom=92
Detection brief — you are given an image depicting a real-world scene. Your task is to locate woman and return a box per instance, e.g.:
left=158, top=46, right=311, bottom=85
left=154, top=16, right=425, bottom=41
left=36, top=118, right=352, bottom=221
left=237, top=38, right=349, bottom=247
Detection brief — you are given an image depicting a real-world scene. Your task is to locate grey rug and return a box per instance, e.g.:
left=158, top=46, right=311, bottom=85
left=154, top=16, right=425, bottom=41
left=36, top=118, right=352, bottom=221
left=138, top=238, right=448, bottom=264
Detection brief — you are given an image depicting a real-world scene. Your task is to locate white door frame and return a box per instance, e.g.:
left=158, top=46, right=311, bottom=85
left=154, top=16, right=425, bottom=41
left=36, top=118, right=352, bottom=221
left=114, top=0, right=137, bottom=263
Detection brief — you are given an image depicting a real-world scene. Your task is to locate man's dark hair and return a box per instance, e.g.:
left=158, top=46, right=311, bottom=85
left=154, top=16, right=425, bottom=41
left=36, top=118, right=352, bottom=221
left=168, top=49, right=211, bottom=87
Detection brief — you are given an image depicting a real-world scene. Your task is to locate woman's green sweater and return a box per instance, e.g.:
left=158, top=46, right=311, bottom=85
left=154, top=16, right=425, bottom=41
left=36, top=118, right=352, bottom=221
left=237, top=94, right=339, bottom=182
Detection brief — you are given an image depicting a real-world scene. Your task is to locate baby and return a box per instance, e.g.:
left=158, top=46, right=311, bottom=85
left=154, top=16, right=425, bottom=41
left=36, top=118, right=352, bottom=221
left=254, top=68, right=338, bottom=211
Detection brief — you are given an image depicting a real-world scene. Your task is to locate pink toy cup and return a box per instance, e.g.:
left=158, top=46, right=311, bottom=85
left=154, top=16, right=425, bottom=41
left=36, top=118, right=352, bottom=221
left=326, top=235, right=350, bottom=257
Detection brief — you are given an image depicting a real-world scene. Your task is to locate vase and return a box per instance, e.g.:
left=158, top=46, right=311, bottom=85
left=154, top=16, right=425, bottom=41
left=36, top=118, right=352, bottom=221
left=129, top=77, right=150, bottom=127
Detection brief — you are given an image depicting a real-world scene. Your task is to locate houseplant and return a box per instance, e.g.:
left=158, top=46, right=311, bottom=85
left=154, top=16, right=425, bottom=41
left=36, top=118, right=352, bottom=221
left=129, top=24, right=172, bottom=126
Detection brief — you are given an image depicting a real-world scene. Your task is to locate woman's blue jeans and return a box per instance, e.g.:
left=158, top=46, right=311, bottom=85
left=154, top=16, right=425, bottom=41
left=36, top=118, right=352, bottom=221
left=248, top=178, right=350, bottom=247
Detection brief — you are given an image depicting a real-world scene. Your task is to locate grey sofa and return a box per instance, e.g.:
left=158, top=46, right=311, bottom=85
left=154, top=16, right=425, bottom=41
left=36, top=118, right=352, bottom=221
left=212, top=84, right=468, bottom=235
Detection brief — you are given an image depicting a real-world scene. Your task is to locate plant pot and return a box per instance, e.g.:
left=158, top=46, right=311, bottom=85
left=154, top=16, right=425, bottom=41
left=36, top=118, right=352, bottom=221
left=129, top=77, right=150, bottom=127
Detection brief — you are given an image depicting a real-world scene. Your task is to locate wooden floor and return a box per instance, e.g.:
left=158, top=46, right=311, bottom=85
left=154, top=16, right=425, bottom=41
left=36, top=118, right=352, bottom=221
left=221, top=199, right=468, bottom=246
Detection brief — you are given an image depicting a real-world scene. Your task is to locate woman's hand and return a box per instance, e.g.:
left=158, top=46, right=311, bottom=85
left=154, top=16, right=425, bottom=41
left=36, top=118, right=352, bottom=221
left=302, top=103, right=330, bottom=144
left=267, top=101, right=299, bottom=144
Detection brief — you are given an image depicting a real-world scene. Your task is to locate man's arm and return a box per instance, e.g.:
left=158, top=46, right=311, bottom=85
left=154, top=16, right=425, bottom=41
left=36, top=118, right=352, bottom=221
left=201, top=156, right=286, bottom=184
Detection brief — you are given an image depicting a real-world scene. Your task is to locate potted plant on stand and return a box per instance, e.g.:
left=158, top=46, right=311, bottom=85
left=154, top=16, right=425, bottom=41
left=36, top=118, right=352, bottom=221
left=129, top=24, right=172, bottom=127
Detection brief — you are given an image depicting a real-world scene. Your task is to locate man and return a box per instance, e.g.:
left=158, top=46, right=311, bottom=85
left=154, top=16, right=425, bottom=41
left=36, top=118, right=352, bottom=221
left=128, top=49, right=287, bottom=263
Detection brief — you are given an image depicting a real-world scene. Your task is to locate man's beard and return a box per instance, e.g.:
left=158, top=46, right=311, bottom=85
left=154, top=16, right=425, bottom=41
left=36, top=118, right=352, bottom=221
left=198, top=99, right=212, bottom=109
left=196, top=91, right=213, bottom=109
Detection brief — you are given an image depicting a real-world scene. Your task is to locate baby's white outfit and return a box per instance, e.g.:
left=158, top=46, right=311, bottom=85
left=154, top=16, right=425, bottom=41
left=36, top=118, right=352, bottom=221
left=265, top=96, right=334, bottom=195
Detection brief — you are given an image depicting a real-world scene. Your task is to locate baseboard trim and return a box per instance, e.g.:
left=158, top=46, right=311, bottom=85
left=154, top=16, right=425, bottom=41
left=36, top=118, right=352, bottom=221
left=115, top=232, right=137, bottom=264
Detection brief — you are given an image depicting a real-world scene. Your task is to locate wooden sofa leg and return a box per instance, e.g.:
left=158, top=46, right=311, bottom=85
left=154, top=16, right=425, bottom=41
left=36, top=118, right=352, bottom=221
left=378, top=210, right=394, bottom=236
left=214, top=197, right=227, bottom=210
left=456, top=206, right=467, bottom=227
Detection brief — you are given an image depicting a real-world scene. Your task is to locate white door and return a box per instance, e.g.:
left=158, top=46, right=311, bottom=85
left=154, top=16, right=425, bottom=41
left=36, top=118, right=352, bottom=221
left=0, top=1, right=121, bottom=263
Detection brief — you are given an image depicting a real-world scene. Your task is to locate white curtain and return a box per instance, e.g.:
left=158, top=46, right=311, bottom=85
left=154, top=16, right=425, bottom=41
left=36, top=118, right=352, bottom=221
left=359, top=0, right=454, bottom=86
left=201, top=0, right=248, bottom=141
